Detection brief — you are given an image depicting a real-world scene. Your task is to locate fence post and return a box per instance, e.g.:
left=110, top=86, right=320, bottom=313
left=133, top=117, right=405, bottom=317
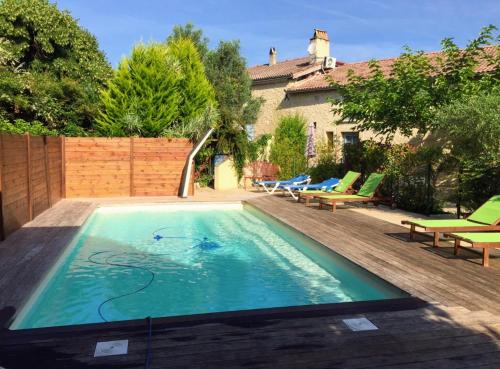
left=61, top=136, right=66, bottom=198
left=130, top=137, right=134, bottom=196
left=26, top=133, right=33, bottom=221
left=44, top=136, right=52, bottom=208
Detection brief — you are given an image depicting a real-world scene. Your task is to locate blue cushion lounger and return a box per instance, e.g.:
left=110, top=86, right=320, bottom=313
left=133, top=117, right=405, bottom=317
left=283, top=178, right=340, bottom=200
left=256, top=174, right=310, bottom=194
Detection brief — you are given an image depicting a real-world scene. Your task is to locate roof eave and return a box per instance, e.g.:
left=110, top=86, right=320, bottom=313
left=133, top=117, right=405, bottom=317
left=286, top=85, right=337, bottom=94
left=250, top=75, right=292, bottom=85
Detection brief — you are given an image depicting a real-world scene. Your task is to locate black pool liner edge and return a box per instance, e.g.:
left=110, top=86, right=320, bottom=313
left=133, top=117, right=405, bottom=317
left=1, top=297, right=427, bottom=342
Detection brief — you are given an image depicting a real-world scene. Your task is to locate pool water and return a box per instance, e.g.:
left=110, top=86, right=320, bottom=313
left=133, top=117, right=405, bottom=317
left=12, top=203, right=408, bottom=329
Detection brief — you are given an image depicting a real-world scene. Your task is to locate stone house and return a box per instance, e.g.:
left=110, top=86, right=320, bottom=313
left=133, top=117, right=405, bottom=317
left=247, top=29, right=496, bottom=150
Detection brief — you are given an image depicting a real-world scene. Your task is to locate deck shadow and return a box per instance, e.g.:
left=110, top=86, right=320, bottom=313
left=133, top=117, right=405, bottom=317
left=1, top=302, right=500, bottom=368
left=385, top=232, right=498, bottom=265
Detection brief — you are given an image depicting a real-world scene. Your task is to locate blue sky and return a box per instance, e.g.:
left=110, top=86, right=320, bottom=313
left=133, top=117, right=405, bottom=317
left=55, top=0, right=499, bottom=67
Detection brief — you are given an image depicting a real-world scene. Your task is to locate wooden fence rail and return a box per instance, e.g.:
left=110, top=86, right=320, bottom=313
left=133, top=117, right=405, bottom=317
left=0, top=135, right=194, bottom=240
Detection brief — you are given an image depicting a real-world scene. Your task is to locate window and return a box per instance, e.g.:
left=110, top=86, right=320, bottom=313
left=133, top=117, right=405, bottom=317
left=341, top=132, right=359, bottom=163
left=245, top=124, right=255, bottom=140
left=326, top=131, right=335, bottom=149
left=342, top=132, right=359, bottom=146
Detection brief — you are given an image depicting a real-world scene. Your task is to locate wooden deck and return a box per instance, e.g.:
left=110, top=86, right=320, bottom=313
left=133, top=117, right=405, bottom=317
left=249, top=197, right=500, bottom=315
left=1, top=196, right=499, bottom=368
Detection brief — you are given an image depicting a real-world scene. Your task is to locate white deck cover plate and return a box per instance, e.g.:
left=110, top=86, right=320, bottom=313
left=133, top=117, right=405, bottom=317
left=94, top=340, right=129, bottom=357
left=343, top=317, right=378, bottom=331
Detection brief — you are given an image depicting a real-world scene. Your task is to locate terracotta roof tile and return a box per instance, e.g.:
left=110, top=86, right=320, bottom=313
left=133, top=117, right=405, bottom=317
left=248, top=56, right=321, bottom=81
left=286, top=45, right=498, bottom=93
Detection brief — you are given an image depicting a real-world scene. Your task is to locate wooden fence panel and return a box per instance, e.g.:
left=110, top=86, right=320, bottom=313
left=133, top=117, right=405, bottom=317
left=0, top=134, right=63, bottom=239
left=64, top=137, right=131, bottom=197
left=132, top=138, right=193, bottom=196
left=0, top=134, right=194, bottom=238
left=0, top=134, right=30, bottom=237
left=64, top=137, right=193, bottom=198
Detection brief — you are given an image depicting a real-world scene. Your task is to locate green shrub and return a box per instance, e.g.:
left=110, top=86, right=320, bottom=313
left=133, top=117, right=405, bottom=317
left=384, top=145, right=443, bottom=214
left=343, top=139, right=443, bottom=213
left=247, top=134, right=271, bottom=162
left=308, top=141, right=345, bottom=182
left=343, top=140, right=388, bottom=177
left=269, top=114, right=307, bottom=179
left=433, top=92, right=500, bottom=213
left=0, top=118, right=58, bottom=136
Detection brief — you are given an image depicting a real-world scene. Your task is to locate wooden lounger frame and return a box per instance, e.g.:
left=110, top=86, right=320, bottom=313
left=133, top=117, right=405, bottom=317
left=318, top=193, right=385, bottom=213
left=445, top=232, right=500, bottom=267
left=297, top=173, right=361, bottom=206
left=298, top=188, right=356, bottom=206
left=401, top=219, right=500, bottom=247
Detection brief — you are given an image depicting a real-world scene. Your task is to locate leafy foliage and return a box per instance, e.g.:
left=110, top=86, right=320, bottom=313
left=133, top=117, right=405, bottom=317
left=0, top=0, right=112, bottom=132
left=342, top=140, right=443, bottom=213
left=204, top=40, right=263, bottom=178
left=97, top=41, right=215, bottom=138
left=168, top=38, right=215, bottom=126
left=269, top=114, right=307, bottom=179
left=247, top=134, right=271, bottom=162
left=330, top=26, right=500, bottom=138
left=329, top=25, right=499, bottom=214
left=166, top=23, right=209, bottom=62
left=433, top=92, right=500, bottom=211
left=308, top=139, right=344, bottom=183
left=0, top=117, right=57, bottom=136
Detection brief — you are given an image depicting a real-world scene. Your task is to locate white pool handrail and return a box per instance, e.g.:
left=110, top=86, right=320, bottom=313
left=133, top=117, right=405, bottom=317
left=180, top=128, right=214, bottom=198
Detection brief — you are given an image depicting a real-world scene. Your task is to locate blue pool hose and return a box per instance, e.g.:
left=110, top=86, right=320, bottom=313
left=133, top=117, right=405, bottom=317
left=87, top=227, right=220, bottom=322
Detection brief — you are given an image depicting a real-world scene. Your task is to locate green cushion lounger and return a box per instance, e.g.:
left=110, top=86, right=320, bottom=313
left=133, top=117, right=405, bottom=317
left=402, top=195, right=500, bottom=247
left=297, top=171, right=361, bottom=206
left=317, top=173, right=386, bottom=213
left=445, top=232, right=500, bottom=267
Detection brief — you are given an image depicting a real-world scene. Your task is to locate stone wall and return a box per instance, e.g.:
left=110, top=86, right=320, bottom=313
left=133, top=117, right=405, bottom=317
left=252, top=81, right=410, bottom=146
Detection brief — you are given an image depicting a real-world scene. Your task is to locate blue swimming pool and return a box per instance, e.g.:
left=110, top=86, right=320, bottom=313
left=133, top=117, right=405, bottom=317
left=12, top=203, right=408, bottom=329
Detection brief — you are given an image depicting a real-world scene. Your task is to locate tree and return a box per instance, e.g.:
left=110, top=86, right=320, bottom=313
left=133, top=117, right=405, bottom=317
left=97, top=43, right=182, bottom=137
left=97, top=40, right=215, bottom=138
left=433, top=93, right=500, bottom=212
left=269, top=114, right=307, bottom=179
left=168, top=38, right=215, bottom=126
left=328, top=25, right=500, bottom=214
left=0, top=0, right=112, bottom=132
left=330, top=26, right=499, bottom=139
left=167, top=23, right=209, bottom=61
left=205, top=40, right=263, bottom=177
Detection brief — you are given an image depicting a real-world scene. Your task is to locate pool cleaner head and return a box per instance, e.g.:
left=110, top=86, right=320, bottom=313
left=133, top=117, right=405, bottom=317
left=196, top=237, right=220, bottom=251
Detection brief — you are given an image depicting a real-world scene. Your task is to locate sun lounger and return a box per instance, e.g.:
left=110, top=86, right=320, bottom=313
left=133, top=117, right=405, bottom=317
left=298, top=171, right=361, bottom=206
left=445, top=232, right=500, bottom=267
left=256, top=174, right=310, bottom=194
left=317, top=173, right=385, bottom=213
left=283, top=177, right=340, bottom=200
left=402, top=195, right=500, bottom=247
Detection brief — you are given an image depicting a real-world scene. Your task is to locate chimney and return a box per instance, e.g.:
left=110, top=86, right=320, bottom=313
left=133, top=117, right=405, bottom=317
left=269, top=47, right=277, bottom=66
left=307, top=29, right=330, bottom=63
